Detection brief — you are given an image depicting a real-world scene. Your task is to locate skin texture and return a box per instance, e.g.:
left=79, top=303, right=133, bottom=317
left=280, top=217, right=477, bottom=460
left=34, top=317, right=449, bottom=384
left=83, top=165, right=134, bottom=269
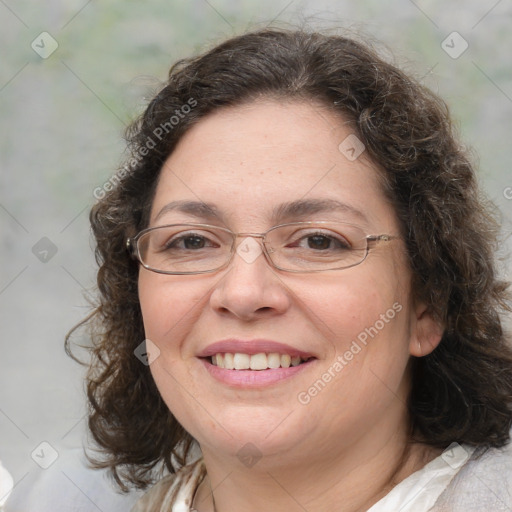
left=138, top=99, right=444, bottom=512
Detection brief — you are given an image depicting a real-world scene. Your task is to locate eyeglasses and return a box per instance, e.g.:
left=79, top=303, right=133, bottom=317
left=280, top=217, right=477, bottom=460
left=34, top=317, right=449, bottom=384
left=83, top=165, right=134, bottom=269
left=127, top=221, right=399, bottom=275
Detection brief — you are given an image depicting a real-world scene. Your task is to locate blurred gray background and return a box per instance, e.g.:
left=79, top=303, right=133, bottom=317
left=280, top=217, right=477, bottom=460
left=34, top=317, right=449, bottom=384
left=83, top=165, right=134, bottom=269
left=1, top=0, right=511, bottom=507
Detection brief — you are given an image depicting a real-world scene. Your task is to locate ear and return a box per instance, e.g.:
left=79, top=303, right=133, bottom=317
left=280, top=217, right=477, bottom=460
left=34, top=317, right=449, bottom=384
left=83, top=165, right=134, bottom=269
left=409, top=302, right=444, bottom=357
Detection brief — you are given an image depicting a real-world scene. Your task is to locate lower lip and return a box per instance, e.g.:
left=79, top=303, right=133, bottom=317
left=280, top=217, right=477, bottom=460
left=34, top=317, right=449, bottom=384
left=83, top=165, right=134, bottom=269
left=200, top=358, right=315, bottom=387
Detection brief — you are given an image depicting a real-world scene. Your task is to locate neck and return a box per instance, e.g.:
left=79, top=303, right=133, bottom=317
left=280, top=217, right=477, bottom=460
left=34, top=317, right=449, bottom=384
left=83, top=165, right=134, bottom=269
left=194, top=427, right=440, bottom=512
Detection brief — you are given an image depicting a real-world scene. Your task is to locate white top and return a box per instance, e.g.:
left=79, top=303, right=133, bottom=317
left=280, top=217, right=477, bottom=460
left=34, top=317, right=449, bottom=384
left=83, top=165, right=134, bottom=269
left=131, top=441, right=512, bottom=511
left=367, top=443, right=474, bottom=512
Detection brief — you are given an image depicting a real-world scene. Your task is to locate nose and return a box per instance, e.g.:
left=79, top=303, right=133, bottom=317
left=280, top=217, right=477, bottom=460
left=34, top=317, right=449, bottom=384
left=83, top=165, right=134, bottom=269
left=209, top=236, right=291, bottom=321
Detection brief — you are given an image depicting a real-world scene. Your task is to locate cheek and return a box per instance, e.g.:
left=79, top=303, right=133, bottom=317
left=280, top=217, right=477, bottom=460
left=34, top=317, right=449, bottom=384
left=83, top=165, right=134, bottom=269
left=138, top=273, right=210, bottom=429
left=289, top=265, right=409, bottom=351
left=295, top=276, right=412, bottom=417
left=138, top=272, right=205, bottom=347
left=292, top=268, right=413, bottom=413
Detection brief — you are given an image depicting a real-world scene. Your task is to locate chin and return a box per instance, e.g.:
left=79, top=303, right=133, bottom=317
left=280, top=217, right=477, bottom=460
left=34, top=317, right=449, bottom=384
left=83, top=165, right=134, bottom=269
left=189, top=405, right=315, bottom=462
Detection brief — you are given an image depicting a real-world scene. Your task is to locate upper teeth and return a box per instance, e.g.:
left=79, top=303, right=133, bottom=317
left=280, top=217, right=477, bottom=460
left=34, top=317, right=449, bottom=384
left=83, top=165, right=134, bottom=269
left=211, top=353, right=306, bottom=370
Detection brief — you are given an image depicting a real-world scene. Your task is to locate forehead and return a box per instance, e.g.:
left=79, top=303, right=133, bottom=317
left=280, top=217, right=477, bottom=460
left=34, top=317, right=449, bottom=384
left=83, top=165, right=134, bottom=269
left=150, top=99, right=396, bottom=231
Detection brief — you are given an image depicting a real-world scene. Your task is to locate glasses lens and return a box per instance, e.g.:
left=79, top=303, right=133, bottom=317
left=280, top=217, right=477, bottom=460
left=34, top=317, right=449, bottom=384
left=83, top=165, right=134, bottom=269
left=137, top=225, right=232, bottom=273
left=266, top=222, right=368, bottom=271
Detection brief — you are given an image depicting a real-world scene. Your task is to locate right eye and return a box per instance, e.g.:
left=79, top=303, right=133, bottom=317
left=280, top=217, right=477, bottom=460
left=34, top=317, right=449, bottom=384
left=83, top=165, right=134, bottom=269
left=162, top=232, right=219, bottom=251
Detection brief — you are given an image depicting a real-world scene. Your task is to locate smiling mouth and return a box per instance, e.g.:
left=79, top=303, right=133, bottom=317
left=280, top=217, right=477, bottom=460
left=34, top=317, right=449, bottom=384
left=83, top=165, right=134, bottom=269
left=207, top=352, right=314, bottom=370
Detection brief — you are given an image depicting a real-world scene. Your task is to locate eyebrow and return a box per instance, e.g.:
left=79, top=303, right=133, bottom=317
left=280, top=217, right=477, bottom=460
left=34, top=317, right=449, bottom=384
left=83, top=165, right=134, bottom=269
left=155, top=200, right=222, bottom=222
left=272, top=198, right=368, bottom=224
left=154, top=198, right=368, bottom=225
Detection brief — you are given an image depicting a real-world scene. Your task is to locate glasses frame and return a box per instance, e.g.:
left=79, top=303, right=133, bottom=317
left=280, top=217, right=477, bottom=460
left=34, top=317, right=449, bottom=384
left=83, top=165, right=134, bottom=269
left=126, top=221, right=399, bottom=275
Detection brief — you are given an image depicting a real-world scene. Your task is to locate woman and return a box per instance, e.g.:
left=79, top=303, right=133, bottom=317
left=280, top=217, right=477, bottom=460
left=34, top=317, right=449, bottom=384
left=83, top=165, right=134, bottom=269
left=71, top=28, right=512, bottom=511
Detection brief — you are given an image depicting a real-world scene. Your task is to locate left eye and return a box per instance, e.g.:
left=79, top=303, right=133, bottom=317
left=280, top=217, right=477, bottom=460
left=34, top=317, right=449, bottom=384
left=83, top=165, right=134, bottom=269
left=291, top=232, right=351, bottom=251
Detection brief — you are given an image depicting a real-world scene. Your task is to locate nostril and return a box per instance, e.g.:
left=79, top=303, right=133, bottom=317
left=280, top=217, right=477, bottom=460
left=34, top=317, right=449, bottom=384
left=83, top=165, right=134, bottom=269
left=256, top=307, right=272, bottom=313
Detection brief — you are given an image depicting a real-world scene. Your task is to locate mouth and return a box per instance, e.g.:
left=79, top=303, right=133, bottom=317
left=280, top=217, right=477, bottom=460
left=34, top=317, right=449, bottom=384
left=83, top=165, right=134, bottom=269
left=206, top=352, right=314, bottom=370
left=197, top=339, right=317, bottom=387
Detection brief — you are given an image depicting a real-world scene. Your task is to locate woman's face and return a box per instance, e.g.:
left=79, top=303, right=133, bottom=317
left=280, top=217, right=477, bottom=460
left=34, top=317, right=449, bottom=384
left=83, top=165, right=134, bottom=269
left=138, top=99, right=440, bottom=466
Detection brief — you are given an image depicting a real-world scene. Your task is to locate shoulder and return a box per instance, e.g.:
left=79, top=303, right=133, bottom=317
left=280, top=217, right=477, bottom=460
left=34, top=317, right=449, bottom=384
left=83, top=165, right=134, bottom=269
left=433, top=441, right=512, bottom=511
left=130, top=459, right=205, bottom=512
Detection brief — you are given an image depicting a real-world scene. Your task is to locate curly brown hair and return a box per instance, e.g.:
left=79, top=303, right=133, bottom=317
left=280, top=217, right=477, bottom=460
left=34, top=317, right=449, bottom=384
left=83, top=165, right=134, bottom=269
left=66, top=27, right=512, bottom=491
